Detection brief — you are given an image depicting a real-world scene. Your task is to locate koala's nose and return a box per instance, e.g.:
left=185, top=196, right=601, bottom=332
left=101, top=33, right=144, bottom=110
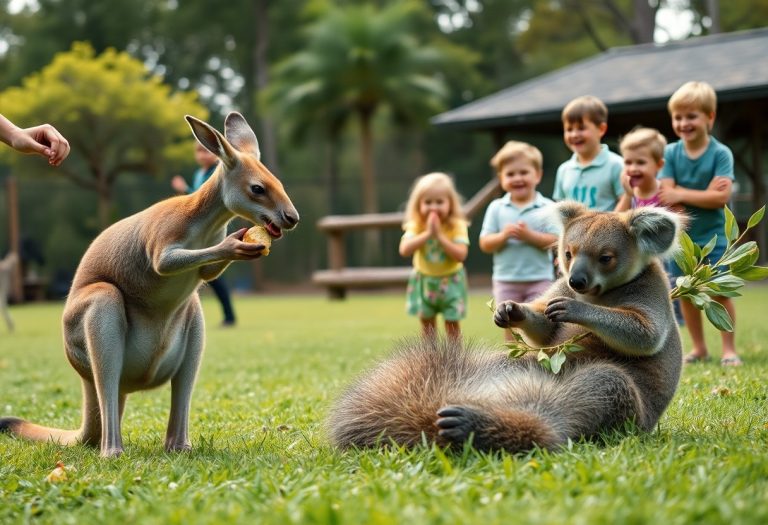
left=569, top=273, right=589, bottom=292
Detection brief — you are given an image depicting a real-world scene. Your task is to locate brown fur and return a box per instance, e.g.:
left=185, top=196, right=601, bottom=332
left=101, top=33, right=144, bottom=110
left=328, top=203, right=683, bottom=453
left=0, top=113, right=299, bottom=457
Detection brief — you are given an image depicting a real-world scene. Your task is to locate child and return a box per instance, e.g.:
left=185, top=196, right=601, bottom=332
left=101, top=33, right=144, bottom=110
left=615, top=127, right=668, bottom=211
left=658, top=81, right=741, bottom=366
left=399, top=172, right=469, bottom=341
left=479, top=141, right=559, bottom=341
left=553, top=95, right=624, bottom=211
left=616, top=127, right=686, bottom=326
left=171, top=142, right=238, bottom=327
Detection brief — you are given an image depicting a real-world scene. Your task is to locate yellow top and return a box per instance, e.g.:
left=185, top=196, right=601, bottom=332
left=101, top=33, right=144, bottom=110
left=402, top=220, right=469, bottom=277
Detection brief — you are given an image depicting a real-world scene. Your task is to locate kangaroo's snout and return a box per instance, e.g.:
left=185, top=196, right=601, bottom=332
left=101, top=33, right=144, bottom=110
left=281, top=209, right=300, bottom=229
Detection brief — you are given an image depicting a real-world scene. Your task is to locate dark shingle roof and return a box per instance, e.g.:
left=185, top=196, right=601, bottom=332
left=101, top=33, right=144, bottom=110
left=432, top=28, right=768, bottom=131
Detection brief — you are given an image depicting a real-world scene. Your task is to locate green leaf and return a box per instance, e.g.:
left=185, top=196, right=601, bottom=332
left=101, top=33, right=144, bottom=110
left=724, top=206, right=739, bottom=243
left=699, top=235, right=717, bottom=260
left=733, top=265, right=768, bottom=281
left=549, top=351, right=566, bottom=374
left=673, top=247, right=695, bottom=275
left=747, top=205, right=765, bottom=230
left=719, top=242, right=757, bottom=266
left=562, top=343, right=584, bottom=354
left=486, top=297, right=496, bottom=312
left=678, top=231, right=697, bottom=261
left=537, top=354, right=552, bottom=372
left=706, top=274, right=745, bottom=292
left=704, top=301, right=734, bottom=332
left=729, top=248, right=759, bottom=271
left=688, top=292, right=712, bottom=309
left=537, top=349, right=549, bottom=362
left=506, top=346, right=528, bottom=358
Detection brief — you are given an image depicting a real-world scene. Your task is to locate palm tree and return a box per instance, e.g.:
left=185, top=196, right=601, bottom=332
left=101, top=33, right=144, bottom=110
left=267, top=0, right=449, bottom=216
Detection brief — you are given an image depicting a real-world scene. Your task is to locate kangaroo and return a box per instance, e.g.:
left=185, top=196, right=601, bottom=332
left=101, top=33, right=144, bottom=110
left=0, top=112, right=299, bottom=457
left=328, top=202, right=683, bottom=453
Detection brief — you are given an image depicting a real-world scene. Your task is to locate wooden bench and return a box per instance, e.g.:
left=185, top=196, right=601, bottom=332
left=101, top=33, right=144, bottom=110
left=312, top=178, right=502, bottom=299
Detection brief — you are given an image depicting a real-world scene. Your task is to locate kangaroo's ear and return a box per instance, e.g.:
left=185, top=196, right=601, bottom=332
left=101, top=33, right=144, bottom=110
left=628, top=207, right=684, bottom=256
left=224, top=112, right=261, bottom=160
left=185, top=115, right=238, bottom=169
left=554, top=200, right=588, bottom=228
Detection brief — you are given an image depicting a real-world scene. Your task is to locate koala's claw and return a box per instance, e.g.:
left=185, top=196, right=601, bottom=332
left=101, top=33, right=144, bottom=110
left=494, top=301, right=525, bottom=327
left=545, top=296, right=575, bottom=322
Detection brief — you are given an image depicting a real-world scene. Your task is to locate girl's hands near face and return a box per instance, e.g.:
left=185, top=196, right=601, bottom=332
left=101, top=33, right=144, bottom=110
left=427, top=211, right=441, bottom=236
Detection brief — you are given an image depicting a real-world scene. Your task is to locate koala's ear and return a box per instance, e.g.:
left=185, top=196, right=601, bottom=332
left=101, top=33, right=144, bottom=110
left=628, top=207, right=684, bottom=256
left=554, top=200, right=588, bottom=228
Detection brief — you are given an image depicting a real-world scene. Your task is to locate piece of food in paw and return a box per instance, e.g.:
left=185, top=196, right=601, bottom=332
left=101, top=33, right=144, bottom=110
left=243, top=225, right=272, bottom=255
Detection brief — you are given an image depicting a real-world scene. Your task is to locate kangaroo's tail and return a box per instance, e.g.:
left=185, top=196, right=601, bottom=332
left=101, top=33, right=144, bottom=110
left=327, top=337, right=644, bottom=453
left=0, top=417, right=88, bottom=447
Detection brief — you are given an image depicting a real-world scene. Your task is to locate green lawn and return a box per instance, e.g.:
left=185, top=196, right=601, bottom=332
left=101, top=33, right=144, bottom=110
left=1, top=287, right=767, bottom=525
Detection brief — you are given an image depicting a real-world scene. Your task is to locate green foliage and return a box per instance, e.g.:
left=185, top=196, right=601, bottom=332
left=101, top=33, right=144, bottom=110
left=671, top=205, right=768, bottom=331
left=0, top=42, right=208, bottom=227
left=1, top=292, right=767, bottom=524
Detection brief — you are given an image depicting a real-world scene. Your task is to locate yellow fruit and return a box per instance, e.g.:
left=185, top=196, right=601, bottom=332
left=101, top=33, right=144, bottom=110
left=243, top=225, right=272, bottom=256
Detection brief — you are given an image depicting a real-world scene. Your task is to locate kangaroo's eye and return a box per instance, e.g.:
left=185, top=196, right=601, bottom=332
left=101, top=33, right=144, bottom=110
left=599, top=254, right=613, bottom=265
left=564, top=251, right=572, bottom=261
left=250, top=184, right=266, bottom=196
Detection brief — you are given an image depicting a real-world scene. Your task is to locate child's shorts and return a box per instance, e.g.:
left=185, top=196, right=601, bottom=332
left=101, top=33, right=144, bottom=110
left=406, top=268, right=467, bottom=321
left=492, top=279, right=552, bottom=305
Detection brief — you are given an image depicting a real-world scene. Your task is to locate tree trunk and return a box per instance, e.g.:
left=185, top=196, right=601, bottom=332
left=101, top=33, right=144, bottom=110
left=359, top=111, right=377, bottom=215
left=253, top=0, right=280, bottom=174
left=705, top=0, right=721, bottom=34
left=97, top=170, right=111, bottom=230
left=631, top=0, right=656, bottom=43
left=359, top=110, right=381, bottom=263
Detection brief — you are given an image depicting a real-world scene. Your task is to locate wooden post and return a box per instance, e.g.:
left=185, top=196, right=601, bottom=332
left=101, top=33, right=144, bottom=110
left=6, top=175, right=23, bottom=302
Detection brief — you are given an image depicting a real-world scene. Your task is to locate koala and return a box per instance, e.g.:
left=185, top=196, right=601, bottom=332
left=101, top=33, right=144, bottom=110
left=328, top=202, right=684, bottom=453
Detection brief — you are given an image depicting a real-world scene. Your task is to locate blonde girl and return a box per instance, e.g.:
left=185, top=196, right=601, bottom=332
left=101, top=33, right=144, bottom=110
left=399, top=172, right=469, bottom=340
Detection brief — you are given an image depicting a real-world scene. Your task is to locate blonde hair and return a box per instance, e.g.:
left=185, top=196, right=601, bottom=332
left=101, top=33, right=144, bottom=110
left=619, top=127, right=667, bottom=162
left=403, top=172, right=465, bottom=231
left=562, top=95, right=609, bottom=125
left=490, top=141, right=543, bottom=173
left=667, top=81, right=717, bottom=115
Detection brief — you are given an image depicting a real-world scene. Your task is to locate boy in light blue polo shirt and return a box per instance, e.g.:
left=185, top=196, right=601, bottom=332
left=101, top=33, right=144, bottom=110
left=553, top=95, right=624, bottom=211
left=480, top=141, right=559, bottom=341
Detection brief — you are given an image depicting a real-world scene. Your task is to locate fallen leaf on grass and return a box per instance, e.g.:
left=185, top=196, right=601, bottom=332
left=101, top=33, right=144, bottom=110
left=45, top=462, right=67, bottom=483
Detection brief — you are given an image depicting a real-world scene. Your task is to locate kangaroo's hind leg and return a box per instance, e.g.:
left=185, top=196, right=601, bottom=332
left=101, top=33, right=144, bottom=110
left=164, top=296, right=205, bottom=452
left=65, top=283, right=128, bottom=458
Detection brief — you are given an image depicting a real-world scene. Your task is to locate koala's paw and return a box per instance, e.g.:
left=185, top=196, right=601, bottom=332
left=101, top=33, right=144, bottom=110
left=544, top=296, right=581, bottom=323
left=494, top=301, right=525, bottom=328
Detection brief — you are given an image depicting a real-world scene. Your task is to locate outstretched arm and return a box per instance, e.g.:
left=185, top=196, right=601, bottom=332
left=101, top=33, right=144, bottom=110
left=0, top=114, right=70, bottom=166
left=545, top=298, right=665, bottom=356
left=152, top=228, right=265, bottom=276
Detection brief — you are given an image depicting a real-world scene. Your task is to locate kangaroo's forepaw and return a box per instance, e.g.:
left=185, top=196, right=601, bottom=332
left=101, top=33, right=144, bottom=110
left=494, top=301, right=525, bottom=328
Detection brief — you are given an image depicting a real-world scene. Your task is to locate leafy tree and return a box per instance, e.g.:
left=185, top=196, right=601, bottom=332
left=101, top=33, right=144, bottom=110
left=0, top=42, right=207, bottom=229
left=267, top=0, right=453, bottom=216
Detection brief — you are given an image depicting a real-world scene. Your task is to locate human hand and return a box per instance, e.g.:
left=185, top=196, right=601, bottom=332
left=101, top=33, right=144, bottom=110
left=657, top=185, right=682, bottom=206
left=503, top=221, right=529, bottom=240
left=171, top=175, right=189, bottom=194
left=9, top=124, right=70, bottom=166
left=427, top=211, right=441, bottom=236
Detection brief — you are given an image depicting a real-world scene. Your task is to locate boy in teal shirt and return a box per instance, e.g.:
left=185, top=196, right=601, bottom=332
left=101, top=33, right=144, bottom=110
left=658, top=81, right=740, bottom=366
left=553, top=95, right=624, bottom=211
